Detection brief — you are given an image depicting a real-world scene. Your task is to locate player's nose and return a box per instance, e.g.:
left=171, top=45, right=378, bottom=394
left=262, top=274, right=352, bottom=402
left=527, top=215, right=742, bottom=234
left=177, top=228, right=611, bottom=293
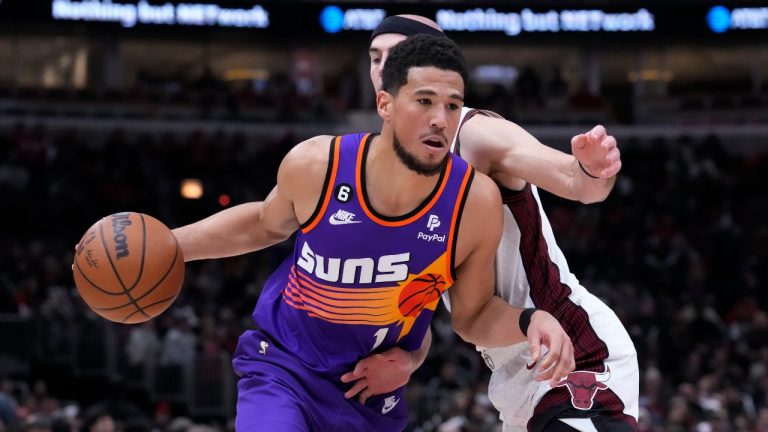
left=429, top=109, right=447, bottom=130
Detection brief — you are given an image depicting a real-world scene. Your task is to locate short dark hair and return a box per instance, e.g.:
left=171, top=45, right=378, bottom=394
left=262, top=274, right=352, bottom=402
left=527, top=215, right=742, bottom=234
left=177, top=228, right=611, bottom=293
left=381, top=34, right=468, bottom=95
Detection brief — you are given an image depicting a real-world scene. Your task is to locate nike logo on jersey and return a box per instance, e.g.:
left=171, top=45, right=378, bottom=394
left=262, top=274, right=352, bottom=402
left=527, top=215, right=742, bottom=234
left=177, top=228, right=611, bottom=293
left=526, top=351, right=548, bottom=370
left=329, top=209, right=362, bottom=225
left=381, top=396, right=400, bottom=415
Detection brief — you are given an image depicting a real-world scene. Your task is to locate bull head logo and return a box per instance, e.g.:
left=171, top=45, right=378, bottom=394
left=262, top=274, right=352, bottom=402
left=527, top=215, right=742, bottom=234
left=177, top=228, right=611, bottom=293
left=556, top=366, right=610, bottom=410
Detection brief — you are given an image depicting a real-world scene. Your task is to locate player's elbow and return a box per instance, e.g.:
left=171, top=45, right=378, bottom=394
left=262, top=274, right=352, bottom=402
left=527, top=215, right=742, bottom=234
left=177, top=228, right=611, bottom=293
left=252, top=223, right=293, bottom=248
left=267, top=227, right=293, bottom=244
left=450, top=314, right=481, bottom=345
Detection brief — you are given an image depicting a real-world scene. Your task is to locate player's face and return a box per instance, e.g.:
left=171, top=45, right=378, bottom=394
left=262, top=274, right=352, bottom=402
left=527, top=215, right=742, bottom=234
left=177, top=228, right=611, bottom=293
left=385, top=66, right=464, bottom=176
left=369, top=33, right=407, bottom=92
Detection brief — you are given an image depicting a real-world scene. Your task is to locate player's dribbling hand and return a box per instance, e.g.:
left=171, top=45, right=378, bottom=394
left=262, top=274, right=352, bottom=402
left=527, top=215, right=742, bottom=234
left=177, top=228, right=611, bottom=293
left=571, top=125, right=621, bottom=178
left=340, top=346, right=415, bottom=404
left=526, top=310, right=575, bottom=388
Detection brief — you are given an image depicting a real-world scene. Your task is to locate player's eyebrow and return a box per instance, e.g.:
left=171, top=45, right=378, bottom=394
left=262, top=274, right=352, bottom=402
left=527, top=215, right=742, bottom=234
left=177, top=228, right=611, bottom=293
left=414, top=89, right=464, bottom=102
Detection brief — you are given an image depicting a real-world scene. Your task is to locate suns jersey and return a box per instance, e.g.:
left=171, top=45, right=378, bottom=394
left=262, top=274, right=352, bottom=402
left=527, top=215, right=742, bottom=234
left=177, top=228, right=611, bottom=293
left=251, top=132, right=474, bottom=378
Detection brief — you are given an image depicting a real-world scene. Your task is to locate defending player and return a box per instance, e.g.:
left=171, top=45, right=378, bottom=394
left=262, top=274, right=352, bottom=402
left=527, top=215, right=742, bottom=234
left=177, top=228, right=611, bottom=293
left=341, top=16, right=639, bottom=432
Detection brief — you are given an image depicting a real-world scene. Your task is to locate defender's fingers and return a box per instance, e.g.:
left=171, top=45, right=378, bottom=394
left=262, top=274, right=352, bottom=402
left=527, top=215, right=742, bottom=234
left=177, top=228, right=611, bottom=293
left=571, top=133, right=588, bottom=150
left=549, top=343, right=575, bottom=387
left=359, top=387, right=376, bottom=405
left=527, top=327, right=542, bottom=364
left=341, top=370, right=360, bottom=383
left=600, top=135, right=616, bottom=150
left=601, top=159, right=622, bottom=178
left=537, top=340, right=561, bottom=373
left=353, top=357, right=374, bottom=376
left=590, top=125, right=607, bottom=141
left=344, top=378, right=368, bottom=399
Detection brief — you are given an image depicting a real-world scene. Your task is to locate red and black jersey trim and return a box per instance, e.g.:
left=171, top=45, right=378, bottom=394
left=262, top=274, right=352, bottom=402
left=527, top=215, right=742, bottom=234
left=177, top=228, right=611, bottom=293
left=504, top=184, right=610, bottom=372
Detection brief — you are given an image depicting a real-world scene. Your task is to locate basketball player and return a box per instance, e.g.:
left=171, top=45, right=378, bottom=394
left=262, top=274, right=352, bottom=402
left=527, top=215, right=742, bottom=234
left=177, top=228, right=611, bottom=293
left=339, top=16, right=639, bottom=432
left=172, top=35, right=575, bottom=431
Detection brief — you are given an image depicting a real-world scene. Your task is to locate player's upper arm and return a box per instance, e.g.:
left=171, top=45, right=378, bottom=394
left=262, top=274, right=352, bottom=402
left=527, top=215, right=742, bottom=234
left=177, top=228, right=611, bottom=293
left=447, top=171, right=503, bottom=336
left=460, top=115, right=578, bottom=199
left=172, top=135, right=334, bottom=261
left=260, top=135, right=335, bottom=239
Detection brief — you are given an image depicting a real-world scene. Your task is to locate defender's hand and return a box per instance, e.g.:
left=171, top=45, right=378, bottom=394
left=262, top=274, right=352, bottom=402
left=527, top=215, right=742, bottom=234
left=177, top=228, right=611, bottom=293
left=571, top=125, right=621, bottom=178
left=341, top=346, right=416, bottom=404
left=527, top=310, right=575, bottom=387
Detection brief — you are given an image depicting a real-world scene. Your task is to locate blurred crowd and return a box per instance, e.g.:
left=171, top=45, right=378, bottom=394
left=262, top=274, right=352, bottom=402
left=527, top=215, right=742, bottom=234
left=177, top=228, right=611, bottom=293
left=0, top=122, right=767, bottom=432
left=0, top=63, right=614, bottom=126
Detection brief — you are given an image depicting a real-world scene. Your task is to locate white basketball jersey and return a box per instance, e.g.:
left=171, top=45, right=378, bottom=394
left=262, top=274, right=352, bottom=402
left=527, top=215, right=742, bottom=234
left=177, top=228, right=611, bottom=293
left=446, top=106, right=586, bottom=309
left=446, top=107, right=639, bottom=428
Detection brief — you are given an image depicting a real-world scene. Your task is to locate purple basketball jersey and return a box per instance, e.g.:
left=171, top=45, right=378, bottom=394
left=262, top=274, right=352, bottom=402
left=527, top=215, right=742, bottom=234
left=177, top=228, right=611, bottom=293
left=233, top=133, right=474, bottom=430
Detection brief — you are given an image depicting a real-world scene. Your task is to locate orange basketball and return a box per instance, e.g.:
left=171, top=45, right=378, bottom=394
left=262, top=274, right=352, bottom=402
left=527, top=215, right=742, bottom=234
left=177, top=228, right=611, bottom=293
left=398, top=273, right=446, bottom=318
left=72, top=212, right=185, bottom=324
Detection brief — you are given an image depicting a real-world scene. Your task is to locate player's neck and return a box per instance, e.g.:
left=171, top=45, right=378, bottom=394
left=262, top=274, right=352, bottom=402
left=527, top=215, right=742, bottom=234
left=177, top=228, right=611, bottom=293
left=364, top=134, right=442, bottom=217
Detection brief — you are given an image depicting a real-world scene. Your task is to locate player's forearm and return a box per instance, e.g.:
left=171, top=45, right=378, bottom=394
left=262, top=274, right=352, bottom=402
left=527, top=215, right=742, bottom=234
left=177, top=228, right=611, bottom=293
left=173, top=202, right=287, bottom=261
left=452, top=297, right=527, bottom=347
left=568, top=158, right=616, bottom=204
left=483, top=125, right=611, bottom=203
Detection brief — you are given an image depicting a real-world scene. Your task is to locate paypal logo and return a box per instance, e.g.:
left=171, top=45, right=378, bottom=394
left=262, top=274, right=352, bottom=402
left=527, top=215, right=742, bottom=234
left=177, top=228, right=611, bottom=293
left=427, top=215, right=441, bottom=232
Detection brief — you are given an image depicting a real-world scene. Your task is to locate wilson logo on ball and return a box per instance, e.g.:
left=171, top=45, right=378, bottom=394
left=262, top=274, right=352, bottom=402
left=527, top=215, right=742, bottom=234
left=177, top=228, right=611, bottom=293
left=111, top=212, right=133, bottom=259
left=73, top=212, right=185, bottom=324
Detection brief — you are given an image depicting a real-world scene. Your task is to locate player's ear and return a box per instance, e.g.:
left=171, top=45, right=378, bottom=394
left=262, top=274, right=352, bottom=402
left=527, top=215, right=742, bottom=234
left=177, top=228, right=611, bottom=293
left=377, top=90, right=393, bottom=121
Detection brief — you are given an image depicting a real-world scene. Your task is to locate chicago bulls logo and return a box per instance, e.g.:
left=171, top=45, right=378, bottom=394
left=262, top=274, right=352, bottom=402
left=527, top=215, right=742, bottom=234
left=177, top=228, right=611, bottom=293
left=556, top=366, right=610, bottom=410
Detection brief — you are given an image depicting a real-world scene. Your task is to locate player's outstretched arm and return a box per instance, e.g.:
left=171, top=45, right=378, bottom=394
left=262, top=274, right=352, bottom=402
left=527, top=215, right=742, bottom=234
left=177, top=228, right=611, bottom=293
left=460, top=116, right=619, bottom=203
left=173, top=136, right=333, bottom=261
left=340, top=329, right=432, bottom=403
